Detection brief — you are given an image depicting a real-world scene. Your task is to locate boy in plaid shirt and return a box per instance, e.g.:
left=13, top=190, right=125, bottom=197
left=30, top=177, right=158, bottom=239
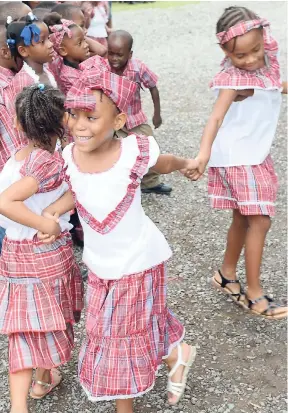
left=107, top=30, right=172, bottom=195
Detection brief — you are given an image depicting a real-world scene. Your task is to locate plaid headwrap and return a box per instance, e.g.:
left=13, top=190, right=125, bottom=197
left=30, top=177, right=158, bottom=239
left=211, top=20, right=282, bottom=90
left=49, top=19, right=75, bottom=52
left=65, top=64, right=137, bottom=113
left=216, top=19, right=269, bottom=45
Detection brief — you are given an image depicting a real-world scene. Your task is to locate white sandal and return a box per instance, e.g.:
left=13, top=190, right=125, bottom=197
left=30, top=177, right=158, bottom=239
left=167, top=344, right=197, bottom=405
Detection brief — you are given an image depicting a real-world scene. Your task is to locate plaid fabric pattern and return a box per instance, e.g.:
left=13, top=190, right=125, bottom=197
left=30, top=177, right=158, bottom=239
left=208, top=155, right=278, bottom=216
left=0, top=68, right=24, bottom=171
left=67, top=135, right=149, bottom=234
left=110, top=58, right=158, bottom=130
left=211, top=24, right=281, bottom=90
left=9, top=323, right=74, bottom=373
left=49, top=19, right=74, bottom=52
left=65, top=59, right=137, bottom=113
left=20, top=149, right=64, bottom=193
left=216, top=18, right=269, bottom=45
left=0, top=231, right=84, bottom=334
left=78, top=262, right=184, bottom=401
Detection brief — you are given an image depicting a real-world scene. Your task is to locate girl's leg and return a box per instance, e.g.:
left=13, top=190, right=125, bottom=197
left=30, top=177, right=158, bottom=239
left=163, top=342, right=193, bottom=405
left=214, top=209, right=248, bottom=293
left=116, top=399, right=134, bottom=413
left=9, top=369, right=32, bottom=413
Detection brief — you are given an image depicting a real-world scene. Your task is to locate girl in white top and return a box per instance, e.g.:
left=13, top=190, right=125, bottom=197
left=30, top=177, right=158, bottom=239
left=41, top=64, right=198, bottom=412
left=0, top=84, right=83, bottom=413
left=188, top=6, right=287, bottom=320
left=85, top=1, right=110, bottom=49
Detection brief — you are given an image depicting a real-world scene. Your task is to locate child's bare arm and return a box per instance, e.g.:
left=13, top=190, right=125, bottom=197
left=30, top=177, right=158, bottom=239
left=152, top=154, right=198, bottom=176
left=0, top=177, right=61, bottom=236
left=191, top=89, right=239, bottom=180
left=282, top=81, right=287, bottom=94
left=43, top=190, right=75, bottom=216
left=149, top=86, right=162, bottom=129
left=85, top=37, right=107, bottom=57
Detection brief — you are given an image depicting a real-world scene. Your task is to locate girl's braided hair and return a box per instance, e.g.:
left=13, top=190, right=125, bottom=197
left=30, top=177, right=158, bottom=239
left=6, top=13, right=42, bottom=58
left=216, top=6, right=259, bottom=49
left=15, top=84, right=65, bottom=152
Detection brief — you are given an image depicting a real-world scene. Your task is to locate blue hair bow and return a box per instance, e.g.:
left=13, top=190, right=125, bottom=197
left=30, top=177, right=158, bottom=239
left=20, top=24, right=41, bottom=46
left=6, top=38, right=16, bottom=47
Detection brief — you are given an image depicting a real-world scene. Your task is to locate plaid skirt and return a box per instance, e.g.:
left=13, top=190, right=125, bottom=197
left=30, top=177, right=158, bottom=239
left=208, top=155, right=278, bottom=216
left=0, top=231, right=83, bottom=334
left=78, top=262, right=185, bottom=401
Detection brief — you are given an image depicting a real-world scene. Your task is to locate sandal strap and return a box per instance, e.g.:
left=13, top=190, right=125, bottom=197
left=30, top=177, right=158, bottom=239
left=168, top=345, right=189, bottom=378
left=33, top=380, right=52, bottom=389
left=218, top=269, right=240, bottom=288
left=246, top=295, right=280, bottom=314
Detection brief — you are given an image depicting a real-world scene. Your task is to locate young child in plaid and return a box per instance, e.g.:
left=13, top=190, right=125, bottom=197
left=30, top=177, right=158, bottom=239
left=0, top=84, right=83, bottom=413
left=0, top=2, right=32, bottom=253
left=39, top=64, right=198, bottom=412
left=189, top=6, right=288, bottom=320
left=107, top=29, right=172, bottom=195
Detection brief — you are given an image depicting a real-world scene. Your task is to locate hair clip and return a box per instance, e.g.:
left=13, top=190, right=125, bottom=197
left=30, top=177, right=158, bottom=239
left=28, top=12, right=38, bottom=21
left=6, top=16, right=13, bottom=25
left=7, top=38, right=16, bottom=45
left=38, top=83, right=45, bottom=92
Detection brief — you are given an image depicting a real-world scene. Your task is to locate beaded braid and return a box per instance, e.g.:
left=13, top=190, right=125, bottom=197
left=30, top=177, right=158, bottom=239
left=216, top=6, right=259, bottom=49
left=15, top=84, right=65, bottom=152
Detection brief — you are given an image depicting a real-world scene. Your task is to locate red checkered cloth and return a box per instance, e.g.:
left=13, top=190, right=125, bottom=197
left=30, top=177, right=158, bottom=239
left=67, top=135, right=149, bottom=234
left=65, top=60, right=137, bottom=113
left=208, top=155, right=278, bottom=216
left=0, top=67, right=25, bottom=171
left=78, top=262, right=184, bottom=401
left=211, top=21, right=281, bottom=90
left=49, top=19, right=75, bottom=52
left=109, top=58, right=158, bottom=130
left=9, top=322, right=74, bottom=373
left=20, top=149, right=65, bottom=193
left=0, top=231, right=84, bottom=335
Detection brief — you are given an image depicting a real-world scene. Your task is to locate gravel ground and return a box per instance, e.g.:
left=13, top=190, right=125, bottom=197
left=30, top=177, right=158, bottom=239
left=0, top=2, right=287, bottom=413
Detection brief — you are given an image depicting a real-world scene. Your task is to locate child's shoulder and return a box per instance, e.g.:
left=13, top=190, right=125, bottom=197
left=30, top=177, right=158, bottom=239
left=127, top=58, right=147, bottom=72
left=62, top=143, right=74, bottom=162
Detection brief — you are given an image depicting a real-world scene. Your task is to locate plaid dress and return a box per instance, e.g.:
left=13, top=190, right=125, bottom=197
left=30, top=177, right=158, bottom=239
left=0, top=149, right=83, bottom=373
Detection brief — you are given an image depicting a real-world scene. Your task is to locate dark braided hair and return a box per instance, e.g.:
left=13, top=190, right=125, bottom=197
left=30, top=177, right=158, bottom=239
left=15, top=84, right=65, bottom=152
left=6, top=13, right=42, bottom=59
left=216, top=6, right=259, bottom=49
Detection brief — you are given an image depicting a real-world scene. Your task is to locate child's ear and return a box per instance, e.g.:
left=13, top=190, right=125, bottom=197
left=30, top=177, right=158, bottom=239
left=58, top=46, right=68, bottom=57
left=129, top=50, right=133, bottom=59
left=18, top=45, right=29, bottom=58
left=114, top=112, right=126, bottom=131
left=220, top=44, right=230, bottom=57
left=0, top=45, right=12, bottom=60
left=63, top=111, right=69, bottom=125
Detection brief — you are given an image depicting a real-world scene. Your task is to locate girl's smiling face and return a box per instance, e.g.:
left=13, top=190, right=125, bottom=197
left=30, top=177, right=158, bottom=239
left=18, top=22, right=54, bottom=64
left=67, top=90, right=126, bottom=153
left=223, top=28, right=265, bottom=71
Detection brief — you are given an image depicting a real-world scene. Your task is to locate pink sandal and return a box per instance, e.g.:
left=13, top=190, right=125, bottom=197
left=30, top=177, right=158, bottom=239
left=30, top=368, right=62, bottom=400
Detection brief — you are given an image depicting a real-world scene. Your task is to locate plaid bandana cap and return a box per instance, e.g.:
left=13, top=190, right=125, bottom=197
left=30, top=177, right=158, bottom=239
left=49, top=19, right=75, bottom=52
left=65, top=65, right=137, bottom=113
left=216, top=18, right=269, bottom=45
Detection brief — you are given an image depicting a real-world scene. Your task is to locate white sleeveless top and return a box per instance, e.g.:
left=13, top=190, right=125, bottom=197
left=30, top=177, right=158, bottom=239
left=62, top=134, right=172, bottom=280
left=209, top=89, right=282, bottom=167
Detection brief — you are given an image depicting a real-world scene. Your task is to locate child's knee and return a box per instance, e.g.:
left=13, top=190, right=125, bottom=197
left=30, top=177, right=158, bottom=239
left=247, top=215, right=271, bottom=233
left=232, top=209, right=248, bottom=228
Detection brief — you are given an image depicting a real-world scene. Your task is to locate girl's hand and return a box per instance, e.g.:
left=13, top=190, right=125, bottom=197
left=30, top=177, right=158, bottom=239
left=38, top=212, right=60, bottom=244
left=152, top=113, right=162, bottom=129
left=182, top=155, right=209, bottom=181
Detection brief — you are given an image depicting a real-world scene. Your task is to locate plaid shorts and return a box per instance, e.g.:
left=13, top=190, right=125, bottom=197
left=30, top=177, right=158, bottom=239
left=208, top=155, right=278, bottom=216
left=78, top=262, right=184, bottom=401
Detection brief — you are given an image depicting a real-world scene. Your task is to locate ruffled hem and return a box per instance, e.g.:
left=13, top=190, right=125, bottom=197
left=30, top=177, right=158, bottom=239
left=78, top=310, right=185, bottom=400
left=0, top=263, right=83, bottom=334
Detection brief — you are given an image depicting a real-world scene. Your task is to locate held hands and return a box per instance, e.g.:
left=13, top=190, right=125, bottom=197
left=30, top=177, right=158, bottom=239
left=181, top=154, right=210, bottom=181
left=152, top=113, right=162, bottom=129
left=38, top=211, right=60, bottom=244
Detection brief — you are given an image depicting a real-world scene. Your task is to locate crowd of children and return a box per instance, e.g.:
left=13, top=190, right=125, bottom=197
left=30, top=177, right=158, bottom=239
left=0, top=2, right=287, bottom=413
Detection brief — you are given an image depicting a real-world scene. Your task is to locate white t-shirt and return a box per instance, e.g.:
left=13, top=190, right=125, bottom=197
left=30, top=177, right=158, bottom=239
left=63, top=134, right=172, bottom=280
left=87, top=6, right=108, bottom=38
left=209, top=89, right=282, bottom=167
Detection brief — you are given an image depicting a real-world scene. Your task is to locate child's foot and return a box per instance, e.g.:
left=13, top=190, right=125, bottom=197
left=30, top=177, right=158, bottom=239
left=30, top=368, right=62, bottom=400
left=165, top=343, right=196, bottom=405
left=212, top=270, right=245, bottom=304
left=244, top=294, right=288, bottom=320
